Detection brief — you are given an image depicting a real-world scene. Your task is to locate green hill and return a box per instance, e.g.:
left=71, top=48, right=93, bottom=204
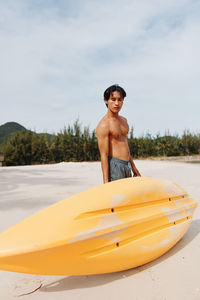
left=0, top=122, right=53, bottom=155
left=0, top=122, right=26, bottom=154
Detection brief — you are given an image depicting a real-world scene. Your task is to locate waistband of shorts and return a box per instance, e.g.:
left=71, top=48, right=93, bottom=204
left=108, top=156, right=129, bottom=165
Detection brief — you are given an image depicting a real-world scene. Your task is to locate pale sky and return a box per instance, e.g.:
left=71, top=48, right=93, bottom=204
left=0, top=0, right=199, bottom=136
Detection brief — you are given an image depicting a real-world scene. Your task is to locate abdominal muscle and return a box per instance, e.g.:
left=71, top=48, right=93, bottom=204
left=108, top=136, right=130, bottom=161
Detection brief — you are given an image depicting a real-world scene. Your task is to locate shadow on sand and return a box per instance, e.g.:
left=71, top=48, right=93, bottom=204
left=40, top=219, right=200, bottom=293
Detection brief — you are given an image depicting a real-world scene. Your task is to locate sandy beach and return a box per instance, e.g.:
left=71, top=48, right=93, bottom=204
left=0, top=160, right=199, bottom=300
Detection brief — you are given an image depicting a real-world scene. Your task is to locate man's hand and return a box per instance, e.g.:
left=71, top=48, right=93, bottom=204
left=129, top=156, right=141, bottom=177
left=133, top=168, right=141, bottom=177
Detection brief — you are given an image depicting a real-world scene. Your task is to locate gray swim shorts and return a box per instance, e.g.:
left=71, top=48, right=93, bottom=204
left=108, top=156, right=132, bottom=182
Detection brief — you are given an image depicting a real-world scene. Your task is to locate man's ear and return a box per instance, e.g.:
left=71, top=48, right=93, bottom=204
left=104, top=99, right=108, bottom=106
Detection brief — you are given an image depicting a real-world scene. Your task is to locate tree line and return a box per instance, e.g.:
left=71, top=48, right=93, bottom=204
left=3, top=121, right=200, bottom=166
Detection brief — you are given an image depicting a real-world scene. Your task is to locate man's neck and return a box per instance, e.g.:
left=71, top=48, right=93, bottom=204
left=107, top=109, right=119, bottom=119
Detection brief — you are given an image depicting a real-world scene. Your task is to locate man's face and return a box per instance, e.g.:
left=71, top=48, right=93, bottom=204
left=105, top=91, right=124, bottom=113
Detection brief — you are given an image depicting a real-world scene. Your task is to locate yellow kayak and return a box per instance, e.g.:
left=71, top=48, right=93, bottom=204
left=0, top=177, right=197, bottom=275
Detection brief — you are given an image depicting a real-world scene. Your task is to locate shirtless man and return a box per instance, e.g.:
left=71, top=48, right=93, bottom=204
left=96, top=84, right=141, bottom=183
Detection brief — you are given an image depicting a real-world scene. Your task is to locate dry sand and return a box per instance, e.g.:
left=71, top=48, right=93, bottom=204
left=0, top=160, right=199, bottom=300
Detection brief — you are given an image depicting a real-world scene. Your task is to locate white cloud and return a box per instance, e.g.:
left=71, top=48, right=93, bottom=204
left=0, top=0, right=199, bottom=135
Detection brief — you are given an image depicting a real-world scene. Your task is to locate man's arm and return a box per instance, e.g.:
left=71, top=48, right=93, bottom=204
left=96, top=123, right=109, bottom=183
left=129, top=155, right=141, bottom=177
left=125, top=125, right=141, bottom=177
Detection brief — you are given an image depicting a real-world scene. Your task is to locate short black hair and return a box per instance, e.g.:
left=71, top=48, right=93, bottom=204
left=103, top=84, right=126, bottom=107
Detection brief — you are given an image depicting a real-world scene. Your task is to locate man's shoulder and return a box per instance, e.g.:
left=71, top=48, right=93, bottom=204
left=96, top=116, right=109, bottom=135
left=96, top=115, right=109, bottom=128
left=119, top=115, right=128, bottom=123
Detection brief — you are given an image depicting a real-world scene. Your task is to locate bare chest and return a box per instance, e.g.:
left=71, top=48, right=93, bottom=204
left=109, top=120, right=129, bottom=139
